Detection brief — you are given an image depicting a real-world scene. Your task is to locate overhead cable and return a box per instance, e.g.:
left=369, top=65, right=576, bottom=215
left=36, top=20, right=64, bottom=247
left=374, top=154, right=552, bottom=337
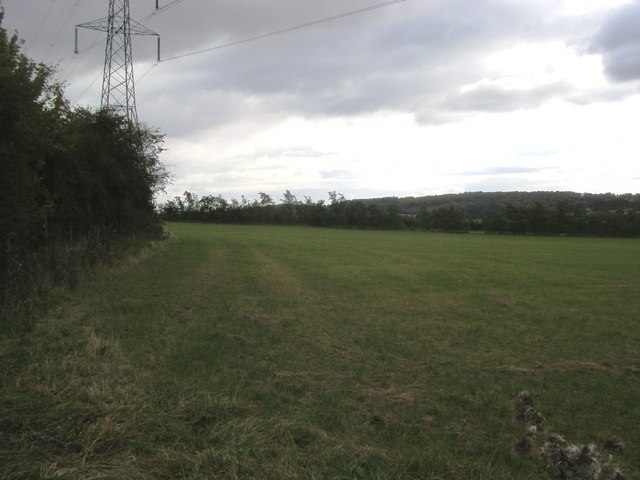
left=139, top=0, right=188, bottom=22
left=31, top=0, right=57, bottom=49
left=162, top=0, right=406, bottom=63
left=43, top=0, right=84, bottom=64
left=73, top=70, right=102, bottom=105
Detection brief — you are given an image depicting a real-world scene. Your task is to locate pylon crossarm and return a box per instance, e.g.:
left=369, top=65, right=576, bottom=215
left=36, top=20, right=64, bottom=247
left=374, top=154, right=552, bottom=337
left=76, top=18, right=111, bottom=33
left=130, top=20, right=159, bottom=37
left=77, top=19, right=158, bottom=37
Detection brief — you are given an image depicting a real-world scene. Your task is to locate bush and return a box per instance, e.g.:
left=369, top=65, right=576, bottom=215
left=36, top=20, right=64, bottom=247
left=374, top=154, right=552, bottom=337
left=0, top=9, right=170, bottom=327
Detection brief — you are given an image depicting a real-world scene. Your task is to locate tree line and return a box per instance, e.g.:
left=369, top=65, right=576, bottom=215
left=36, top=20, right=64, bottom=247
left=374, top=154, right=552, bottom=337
left=159, top=191, right=403, bottom=229
left=1, top=10, right=169, bottom=325
left=363, top=191, right=640, bottom=218
left=159, top=190, right=640, bottom=237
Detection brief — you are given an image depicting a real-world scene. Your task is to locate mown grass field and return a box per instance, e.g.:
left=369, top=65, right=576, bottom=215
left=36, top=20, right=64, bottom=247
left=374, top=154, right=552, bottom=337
left=2, top=223, right=639, bottom=479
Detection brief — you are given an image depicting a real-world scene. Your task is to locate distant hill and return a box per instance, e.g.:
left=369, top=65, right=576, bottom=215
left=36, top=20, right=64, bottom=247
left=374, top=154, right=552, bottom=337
left=359, top=191, right=640, bottom=218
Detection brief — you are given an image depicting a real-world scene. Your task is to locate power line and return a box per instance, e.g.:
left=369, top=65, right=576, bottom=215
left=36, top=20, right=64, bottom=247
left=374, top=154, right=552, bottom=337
left=73, top=58, right=158, bottom=106
left=139, top=0, right=189, bottom=23
left=43, top=0, right=84, bottom=64
left=161, top=0, right=406, bottom=63
left=137, top=62, right=159, bottom=85
left=73, top=70, right=102, bottom=105
left=59, top=37, right=104, bottom=82
left=60, top=54, right=84, bottom=83
left=58, top=53, right=79, bottom=79
left=72, top=0, right=405, bottom=107
left=31, top=0, right=57, bottom=49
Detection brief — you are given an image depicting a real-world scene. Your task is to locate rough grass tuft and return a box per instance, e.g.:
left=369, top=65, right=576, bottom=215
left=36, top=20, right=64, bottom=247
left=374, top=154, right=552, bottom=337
left=514, top=391, right=628, bottom=480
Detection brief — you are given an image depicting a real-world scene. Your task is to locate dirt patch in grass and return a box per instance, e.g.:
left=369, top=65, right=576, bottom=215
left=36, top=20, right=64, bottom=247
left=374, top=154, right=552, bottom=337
left=552, top=360, right=610, bottom=371
left=364, top=383, right=424, bottom=405
left=252, top=313, right=283, bottom=328
left=498, top=360, right=637, bottom=374
left=497, top=365, right=544, bottom=374
left=491, top=289, right=521, bottom=309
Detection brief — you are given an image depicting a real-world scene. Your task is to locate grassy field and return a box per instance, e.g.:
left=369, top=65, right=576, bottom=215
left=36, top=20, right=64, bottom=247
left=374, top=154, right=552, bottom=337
left=1, top=223, right=639, bottom=479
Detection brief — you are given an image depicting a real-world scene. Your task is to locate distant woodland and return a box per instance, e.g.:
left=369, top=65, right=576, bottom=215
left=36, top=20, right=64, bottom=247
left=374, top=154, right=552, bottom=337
left=0, top=11, right=168, bottom=324
left=159, top=190, right=640, bottom=237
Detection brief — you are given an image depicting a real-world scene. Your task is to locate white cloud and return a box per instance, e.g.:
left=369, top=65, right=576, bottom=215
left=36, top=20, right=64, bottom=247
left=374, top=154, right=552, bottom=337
left=482, top=42, right=605, bottom=89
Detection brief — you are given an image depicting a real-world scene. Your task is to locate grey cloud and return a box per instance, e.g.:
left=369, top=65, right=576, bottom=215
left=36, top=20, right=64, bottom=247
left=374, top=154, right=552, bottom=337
left=145, top=0, right=589, bottom=125
left=590, top=1, right=640, bottom=82
left=2, top=0, right=617, bottom=129
left=443, top=81, right=572, bottom=113
left=601, top=46, right=640, bottom=82
left=458, top=166, right=551, bottom=176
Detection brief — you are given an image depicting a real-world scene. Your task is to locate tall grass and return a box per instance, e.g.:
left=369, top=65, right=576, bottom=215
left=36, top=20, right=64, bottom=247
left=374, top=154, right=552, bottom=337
left=1, top=223, right=638, bottom=478
left=0, top=227, right=166, bottom=336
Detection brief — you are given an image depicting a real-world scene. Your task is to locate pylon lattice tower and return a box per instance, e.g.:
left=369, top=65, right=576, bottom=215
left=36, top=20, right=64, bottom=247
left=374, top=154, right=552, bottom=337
left=77, top=0, right=159, bottom=125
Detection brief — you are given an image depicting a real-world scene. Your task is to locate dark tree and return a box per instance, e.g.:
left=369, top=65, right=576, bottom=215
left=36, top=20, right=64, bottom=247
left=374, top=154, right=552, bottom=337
left=1, top=10, right=169, bottom=322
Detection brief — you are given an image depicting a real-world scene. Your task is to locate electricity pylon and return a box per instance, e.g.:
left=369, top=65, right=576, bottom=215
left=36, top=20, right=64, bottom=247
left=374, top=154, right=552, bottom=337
left=77, top=0, right=160, bottom=125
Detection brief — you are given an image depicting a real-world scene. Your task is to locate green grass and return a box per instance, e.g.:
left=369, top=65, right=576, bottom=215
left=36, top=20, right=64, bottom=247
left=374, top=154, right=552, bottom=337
left=2, top=223, right=639, bottom=479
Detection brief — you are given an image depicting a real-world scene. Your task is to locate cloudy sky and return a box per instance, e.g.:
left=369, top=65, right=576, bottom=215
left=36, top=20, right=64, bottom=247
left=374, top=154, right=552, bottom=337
left=3, top=0, right=640, bottom=201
